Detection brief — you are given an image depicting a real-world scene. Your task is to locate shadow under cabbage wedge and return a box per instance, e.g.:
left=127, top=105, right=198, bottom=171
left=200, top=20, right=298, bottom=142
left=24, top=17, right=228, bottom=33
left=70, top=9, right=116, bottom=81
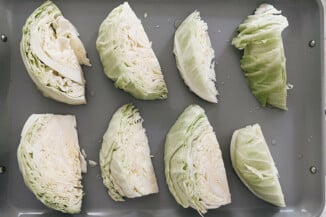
left=99, top=103, right=159, bottom=201
left=17, top=114, right=87, bottom=214
left=174, top=11, right=218, bottom=103
left=232, top=4, right=289, bottom=110
left=20, top=1, right=91, bottom=105
left=164, top=104, right=231, bottom=215
left=230, top=124, right=286, bottom=207
left=96, top=2, right=168, bottom=100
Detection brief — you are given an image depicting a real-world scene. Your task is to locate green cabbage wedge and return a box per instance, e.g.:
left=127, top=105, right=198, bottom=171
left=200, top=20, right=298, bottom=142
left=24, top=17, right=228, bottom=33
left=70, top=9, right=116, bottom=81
left=174, top=11, right=218, bottom=103
left=232, top=4, right=289, bottom=110
left=17, top=114, right=87, bottom=214
left=99, top=104, right=159, bottom=201
left=20, top=1, right=91, bottom=105
left=96, top=2, right=168, bottom=100
left=230, top=124, right=285, bottom=207
left=164, top=105, right=231, bottom=215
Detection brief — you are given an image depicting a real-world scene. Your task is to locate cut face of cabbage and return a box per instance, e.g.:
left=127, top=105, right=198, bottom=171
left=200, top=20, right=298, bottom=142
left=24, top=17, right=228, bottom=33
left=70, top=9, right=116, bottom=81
left=164, top=105, right=231, bottom=215
left=17, top=114, right=86, bottom=214
left=96, top=2, right=168, bottom=100
left=99, top=104, right=159, bottom=201
left=232, top=4, right=288, bottom=110
left=20, top=1, right=91, bottom=105
left=230, top=124, right=285, bottom=207
left=174, top=11, right=218, bottom=103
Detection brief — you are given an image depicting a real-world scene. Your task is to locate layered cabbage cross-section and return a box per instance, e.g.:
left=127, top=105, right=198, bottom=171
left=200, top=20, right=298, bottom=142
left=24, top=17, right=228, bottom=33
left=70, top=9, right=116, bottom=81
left=20, top=1, right=91, bottom=105
left=99, top=104, right=159, bottom=201
left=96, top=2, right=168, bottom=100
left=165, top=105, right=231, bottom=215
left=17, top=114, right=86, bottom=214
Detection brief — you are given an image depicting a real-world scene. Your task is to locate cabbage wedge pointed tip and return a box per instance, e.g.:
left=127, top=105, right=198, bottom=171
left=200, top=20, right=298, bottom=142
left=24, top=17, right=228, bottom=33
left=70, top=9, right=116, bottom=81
left=96, top=2, right=168, bottom=100
left=17, top=114, right=85, bottom=214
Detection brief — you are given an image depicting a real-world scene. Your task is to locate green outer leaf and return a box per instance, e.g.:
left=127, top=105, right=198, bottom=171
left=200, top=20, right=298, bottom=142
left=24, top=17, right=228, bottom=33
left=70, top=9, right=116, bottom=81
left=165, top=104, right=231, bottom=215
left=96, top=2, right=168, bottom=100
left=232, top=4, right=288, bottom=110
left=20, top=1, right=86, bottom=105
left=99, top=103, right=159, bottom=201
left=230, top=124, right=286, bottom=207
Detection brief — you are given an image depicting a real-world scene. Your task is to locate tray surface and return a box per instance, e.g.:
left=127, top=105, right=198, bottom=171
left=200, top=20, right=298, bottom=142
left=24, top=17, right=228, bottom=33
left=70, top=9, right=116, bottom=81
left=0, top=0, right=324, bottom=216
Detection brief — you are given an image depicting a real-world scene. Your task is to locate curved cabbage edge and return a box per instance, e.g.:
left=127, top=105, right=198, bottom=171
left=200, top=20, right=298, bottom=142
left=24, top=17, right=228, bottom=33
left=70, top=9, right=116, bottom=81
left=230, top=124, right=285, bottom=207
left=232, top=4, right=288, bottom=110
left=20, top=1, right=91, bottom=105
left=17, top=114, right=86, bottom=214
left=99, top=104, right=159, bottom=201
left=96, top=2, right=168, bottom=100
left=165, top=105, right=231, bottom=215
left=174, top=11, right=218, bottom=103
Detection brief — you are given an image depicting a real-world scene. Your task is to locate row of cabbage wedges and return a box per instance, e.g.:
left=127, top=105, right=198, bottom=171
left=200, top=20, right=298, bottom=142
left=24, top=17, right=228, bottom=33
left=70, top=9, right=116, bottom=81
left=18, top=0, right=288, bottom=215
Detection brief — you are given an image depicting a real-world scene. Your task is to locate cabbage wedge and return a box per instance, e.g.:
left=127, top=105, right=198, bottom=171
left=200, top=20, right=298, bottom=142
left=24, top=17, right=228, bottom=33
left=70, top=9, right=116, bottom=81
left=165, top=105, right=231, bottom=215
left=17, top=114, right=86, bottom=214
left=174, top=11, right=218, bottom=103
left=232, top=4, right=289, bottom=110
left=96, top=2, right=168, bottom=100
left=20, top=1, right=91, bottom=105
left=99, top=104, right=159, bottom=201
left=230, top=124, right=285, bottom=207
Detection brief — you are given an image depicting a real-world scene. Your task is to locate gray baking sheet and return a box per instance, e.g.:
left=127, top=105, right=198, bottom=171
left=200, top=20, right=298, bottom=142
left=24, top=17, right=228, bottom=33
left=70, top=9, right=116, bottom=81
left=0, top=0, right=324, bottom=216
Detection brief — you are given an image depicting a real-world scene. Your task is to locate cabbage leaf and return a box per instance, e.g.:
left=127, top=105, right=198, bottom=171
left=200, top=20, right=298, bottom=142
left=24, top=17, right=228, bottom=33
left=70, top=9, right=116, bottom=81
left=232, top=4, right=288, bottom=110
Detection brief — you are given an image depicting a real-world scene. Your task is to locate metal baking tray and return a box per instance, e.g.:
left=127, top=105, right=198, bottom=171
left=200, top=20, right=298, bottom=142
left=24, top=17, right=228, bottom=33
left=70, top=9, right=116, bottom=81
left=0, top=0, right=324, bottom=216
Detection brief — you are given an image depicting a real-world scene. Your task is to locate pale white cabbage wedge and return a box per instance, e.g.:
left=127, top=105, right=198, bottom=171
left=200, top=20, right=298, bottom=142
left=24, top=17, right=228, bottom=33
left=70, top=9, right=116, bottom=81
left=96, top=2, right=168, bottom=100
left=174, top=11, right=218, bottom=103
left=230, top=124, right=285, bottom=207
left=99, top=104, right=159, bottom=201
left=17, top=114, right=86, bottom=214
left=165, top=105, right=231, bottom=215
left=20, top=1, right=91, bottom=105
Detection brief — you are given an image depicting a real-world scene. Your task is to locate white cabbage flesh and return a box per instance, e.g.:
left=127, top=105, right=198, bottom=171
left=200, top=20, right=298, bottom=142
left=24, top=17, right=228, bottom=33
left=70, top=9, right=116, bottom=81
left=230, top=124, right=285, bottom=207
left=99, top=104, right=159, bottom=201
left=20, top=1, right=91, bottom=105
left=174, top=11, right=218, bottom=103
left=17, top=114, right=86, bottom=214
left=165, top=105, right=231, bottom=215
left=96, top=2, right=168, bottom=100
